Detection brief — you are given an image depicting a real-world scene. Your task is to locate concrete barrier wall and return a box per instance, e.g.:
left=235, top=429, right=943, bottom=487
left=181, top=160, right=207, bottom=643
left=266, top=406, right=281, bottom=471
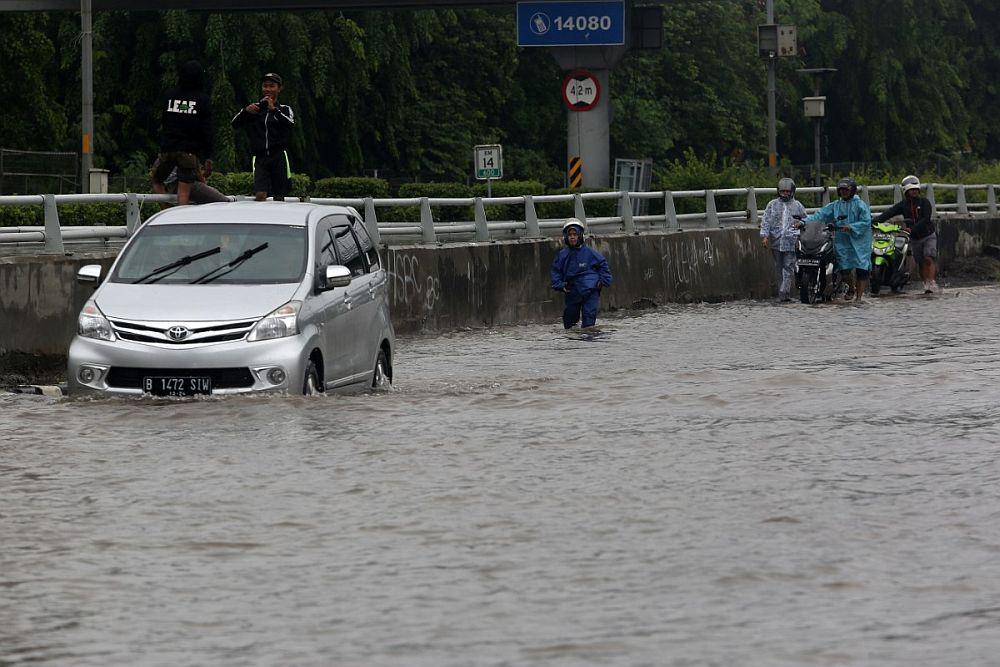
left=1, top=217, right=997, bottom=365
left=385, top=228, right=773, bottom=333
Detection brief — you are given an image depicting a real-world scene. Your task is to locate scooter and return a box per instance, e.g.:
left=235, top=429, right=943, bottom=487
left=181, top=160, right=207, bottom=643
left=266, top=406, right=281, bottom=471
left=795, top=214, right=846, bottom=304
left=869, top=219, right=911, bottom=295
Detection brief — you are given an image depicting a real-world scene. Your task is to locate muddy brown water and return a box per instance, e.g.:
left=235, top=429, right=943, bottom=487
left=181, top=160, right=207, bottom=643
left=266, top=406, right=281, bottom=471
left=3, top=286, right=1000, bottom=666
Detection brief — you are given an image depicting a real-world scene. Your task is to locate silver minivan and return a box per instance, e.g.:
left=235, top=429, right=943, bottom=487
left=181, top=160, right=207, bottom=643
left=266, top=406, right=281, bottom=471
left=67, top=202, right=394, bottom=396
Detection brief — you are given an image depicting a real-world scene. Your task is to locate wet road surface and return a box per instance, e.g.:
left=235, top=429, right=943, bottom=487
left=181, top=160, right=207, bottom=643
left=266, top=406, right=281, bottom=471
left=3, top=286, right=1000, bottom=666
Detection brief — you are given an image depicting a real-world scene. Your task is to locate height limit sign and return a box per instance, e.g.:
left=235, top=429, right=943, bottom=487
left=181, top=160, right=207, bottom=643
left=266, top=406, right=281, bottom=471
left=562, top=69, right=600, bottom=112
left=474, top=144, right=503, bottom=180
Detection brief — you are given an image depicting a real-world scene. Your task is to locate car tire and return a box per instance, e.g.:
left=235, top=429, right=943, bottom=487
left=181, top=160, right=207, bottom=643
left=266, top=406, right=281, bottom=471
left=303, top=359, right=322, bottom=396
left=371, top=349, right=391, bottom=391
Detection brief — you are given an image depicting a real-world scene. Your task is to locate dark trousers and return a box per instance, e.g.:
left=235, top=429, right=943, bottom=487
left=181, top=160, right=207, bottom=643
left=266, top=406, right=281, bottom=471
left=563, top=289, right=600, bottom=328
left=252, top=151, right=291, bottom=199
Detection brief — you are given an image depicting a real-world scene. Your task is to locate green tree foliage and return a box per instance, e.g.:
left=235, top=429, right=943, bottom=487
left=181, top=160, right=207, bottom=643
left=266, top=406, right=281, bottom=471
left=1, top=2, right=998, bottom=188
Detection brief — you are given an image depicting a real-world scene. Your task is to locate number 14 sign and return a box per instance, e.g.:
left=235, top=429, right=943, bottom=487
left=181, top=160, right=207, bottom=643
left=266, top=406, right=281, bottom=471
left=474, top=145, right=503, bottom=180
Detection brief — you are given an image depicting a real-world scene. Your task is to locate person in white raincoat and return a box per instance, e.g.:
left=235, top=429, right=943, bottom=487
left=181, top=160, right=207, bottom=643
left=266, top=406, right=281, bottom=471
left=761, top=177, right=807, bottom=302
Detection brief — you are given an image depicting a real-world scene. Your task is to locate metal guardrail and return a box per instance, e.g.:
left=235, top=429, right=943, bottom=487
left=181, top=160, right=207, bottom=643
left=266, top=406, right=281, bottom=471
left=1, top=184, right=997, bottom=250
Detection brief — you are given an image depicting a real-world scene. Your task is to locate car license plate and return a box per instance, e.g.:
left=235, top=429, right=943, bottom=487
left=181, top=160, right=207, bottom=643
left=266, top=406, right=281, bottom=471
left=143, top=376, right=212, bottom=397
left=797, top=259, right=820, bottom=266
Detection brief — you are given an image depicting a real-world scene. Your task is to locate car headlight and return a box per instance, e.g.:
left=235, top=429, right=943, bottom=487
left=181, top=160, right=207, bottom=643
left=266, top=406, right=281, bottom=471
left=248, top=301, right=301, bottom=341
left=78, top=300, right=115, bottom=341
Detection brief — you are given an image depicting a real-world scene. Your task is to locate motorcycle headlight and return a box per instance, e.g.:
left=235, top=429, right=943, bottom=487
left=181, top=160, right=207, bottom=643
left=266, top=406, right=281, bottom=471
left=248, top=301, right=301, bottom=341
left=78, top=300, right=115, bottom=341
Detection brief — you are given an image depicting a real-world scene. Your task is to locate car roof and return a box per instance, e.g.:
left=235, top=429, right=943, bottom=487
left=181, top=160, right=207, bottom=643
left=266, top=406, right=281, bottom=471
left=144, top=201, right=356, bottom=227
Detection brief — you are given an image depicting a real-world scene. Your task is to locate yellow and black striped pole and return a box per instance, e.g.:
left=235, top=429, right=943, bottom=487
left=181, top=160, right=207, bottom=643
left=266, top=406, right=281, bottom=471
left=568, top=157, right=583, bottom=189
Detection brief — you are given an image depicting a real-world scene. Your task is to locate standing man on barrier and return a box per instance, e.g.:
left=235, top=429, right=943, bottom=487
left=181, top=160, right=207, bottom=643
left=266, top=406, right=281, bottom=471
left=151, top=60, right=214, bottom=206
left=874, top=175, right=937, bottom=294
left=231, top=72, right=295, bottom=201
left=805, top=177, right=872, bottom=302
left=761, top=177, right=806, bottom=302
left=550, top=218, right=613, bottom=328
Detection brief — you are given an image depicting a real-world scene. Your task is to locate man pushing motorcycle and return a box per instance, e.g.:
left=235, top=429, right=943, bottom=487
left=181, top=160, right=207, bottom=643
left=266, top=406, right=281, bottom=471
left=802, top=177, right=873, bottom=302
left=874, top=175, right=937, bottom=294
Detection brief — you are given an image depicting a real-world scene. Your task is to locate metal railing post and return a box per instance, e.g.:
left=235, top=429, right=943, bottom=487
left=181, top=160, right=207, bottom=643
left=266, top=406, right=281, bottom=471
left=926, top=184, right=936, bottom=208
left=892, top=184, right=902, bottom=204
left=821, top=187, right=831, bottom=206
left=705, top=189, right=720, bottom=227
left=988, top=185, right=998, bottom=216
left=746, top=187, right=759, bottom=226
left=363, top=196, right=381, bottom=244
left=860, top=184, right=870, bottom=206
left=419, top=197, right=436, bottom=243
left=573, top=193, right=587, bottom=225
left=473, top=197, right=489, bottom=241
left=957, top=184, right=968, bottom=215
left=664, top=190, right=678, bottom=231
left=523, top=194, right=541, bottom=237
left=620, top=192, right=635, bottom=234
left=42, top=194, right=64, bottom=253
left=125, top=193, right=140, bottom=234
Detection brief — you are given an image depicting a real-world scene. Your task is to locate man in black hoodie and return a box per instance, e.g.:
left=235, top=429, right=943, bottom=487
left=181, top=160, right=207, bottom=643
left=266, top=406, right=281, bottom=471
left=151, top=60, right=213, bottom=206
left=231, top=72, right=295, bottom=201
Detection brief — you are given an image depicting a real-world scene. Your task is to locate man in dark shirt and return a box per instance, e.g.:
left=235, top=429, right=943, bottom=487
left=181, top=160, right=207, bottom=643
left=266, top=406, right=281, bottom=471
left=151, top=60, right=213, bottom=206
left=231, top=72, right=295, bottom=201
left=874, top=175, right=937, bottom=293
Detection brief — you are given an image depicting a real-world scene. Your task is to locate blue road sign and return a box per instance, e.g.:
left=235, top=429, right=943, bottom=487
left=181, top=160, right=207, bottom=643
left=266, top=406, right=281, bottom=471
left=517, top=1, right=626, bottom=47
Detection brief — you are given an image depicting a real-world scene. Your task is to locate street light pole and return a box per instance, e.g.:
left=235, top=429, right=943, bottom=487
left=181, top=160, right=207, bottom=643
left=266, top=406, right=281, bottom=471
left=766, top=0, right=776, bottom=177
left=80, top=0, right=93, bottom=193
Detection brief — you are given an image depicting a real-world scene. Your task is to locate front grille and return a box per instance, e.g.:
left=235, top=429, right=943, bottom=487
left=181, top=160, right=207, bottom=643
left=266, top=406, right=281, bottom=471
left=107, top=367, right=255, bottom=389
left=108, top=317, right=257, bottom=346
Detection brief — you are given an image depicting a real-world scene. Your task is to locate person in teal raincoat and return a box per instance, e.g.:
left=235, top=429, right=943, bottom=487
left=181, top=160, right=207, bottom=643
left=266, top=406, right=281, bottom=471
left=804, top=177, right=872, bottom=301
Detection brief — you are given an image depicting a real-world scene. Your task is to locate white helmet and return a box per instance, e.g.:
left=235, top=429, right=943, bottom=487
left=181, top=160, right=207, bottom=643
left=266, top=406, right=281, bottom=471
left=902, top=175, right=921, bottom=194
left=562, top=218, right=585, bottom=233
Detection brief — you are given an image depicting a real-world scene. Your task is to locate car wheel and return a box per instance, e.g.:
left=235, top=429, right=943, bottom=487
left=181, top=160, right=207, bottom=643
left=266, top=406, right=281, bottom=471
left=303, top=359, right=322, bottom=396
left=371, top=349, right=391, bottom=391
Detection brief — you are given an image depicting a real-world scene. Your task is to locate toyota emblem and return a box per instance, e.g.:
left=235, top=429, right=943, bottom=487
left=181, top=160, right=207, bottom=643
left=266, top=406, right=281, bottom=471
left=167, top=326, right=190, bottom=341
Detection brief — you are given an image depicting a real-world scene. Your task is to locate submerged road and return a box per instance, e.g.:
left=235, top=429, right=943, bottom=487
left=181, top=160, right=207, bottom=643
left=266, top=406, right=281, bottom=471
left=3, top=286, right=1000, bottom=665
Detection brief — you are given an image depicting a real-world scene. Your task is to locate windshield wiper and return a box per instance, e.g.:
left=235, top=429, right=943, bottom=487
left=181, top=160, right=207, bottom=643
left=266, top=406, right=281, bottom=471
left=132, top=246, right=221, bottom=284
left=190, top=243, right=269, bottom=285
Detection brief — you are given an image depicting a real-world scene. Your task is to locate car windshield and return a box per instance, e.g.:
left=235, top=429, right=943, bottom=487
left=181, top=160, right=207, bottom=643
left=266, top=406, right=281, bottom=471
left=111, top=223, right=307, bottom=285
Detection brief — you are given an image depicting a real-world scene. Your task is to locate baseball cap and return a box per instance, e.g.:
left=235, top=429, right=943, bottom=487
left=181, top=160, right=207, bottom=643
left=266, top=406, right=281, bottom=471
left=261, top=72, right=283, bottom=86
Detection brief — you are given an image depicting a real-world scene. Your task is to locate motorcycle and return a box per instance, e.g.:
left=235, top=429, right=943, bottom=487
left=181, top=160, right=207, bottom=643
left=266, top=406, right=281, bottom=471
left=795, top=214, right=847, bottom=304
left=869, top=219, right=911, bottom=295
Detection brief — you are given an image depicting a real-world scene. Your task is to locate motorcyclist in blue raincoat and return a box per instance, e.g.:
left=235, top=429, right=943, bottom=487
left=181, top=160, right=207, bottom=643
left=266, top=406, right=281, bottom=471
left=550, top=218, right=613, bottom=328
left=804, top=177, right=872, bottom=301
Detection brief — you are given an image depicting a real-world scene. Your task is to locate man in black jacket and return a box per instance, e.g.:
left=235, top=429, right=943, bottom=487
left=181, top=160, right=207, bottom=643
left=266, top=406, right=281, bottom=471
left=231, top=72, right=295, bottom=201
left=874, top=176, right=937, bottom=293
left=151, top=60, right=213, bottom=206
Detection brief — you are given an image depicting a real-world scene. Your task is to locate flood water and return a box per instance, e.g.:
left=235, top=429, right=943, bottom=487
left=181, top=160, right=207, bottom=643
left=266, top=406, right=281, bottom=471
left=3, top=286, right=1000, bottom=666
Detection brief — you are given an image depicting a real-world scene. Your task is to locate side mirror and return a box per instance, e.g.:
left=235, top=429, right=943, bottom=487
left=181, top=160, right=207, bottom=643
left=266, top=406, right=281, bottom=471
left=77, top=264, right=102, bottom=285
left=320, top=264, right=351, bottom=291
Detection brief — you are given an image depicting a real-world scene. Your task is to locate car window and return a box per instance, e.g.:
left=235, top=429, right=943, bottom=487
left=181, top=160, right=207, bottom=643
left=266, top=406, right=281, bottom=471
left=352, top=218, right=380, bottom=271
left=331, top=223, right=367, bottom=276
left=314, top=219, right=337, bottom=270
left=111, top=223, right=307, bottom=285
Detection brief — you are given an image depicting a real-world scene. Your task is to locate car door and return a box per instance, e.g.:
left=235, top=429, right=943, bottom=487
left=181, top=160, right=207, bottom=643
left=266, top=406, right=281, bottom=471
left=311, top=217, right=353, bottom=387
left=326, top=220, right=373, bottom=384
left=351, top=216, right=389, bottom=368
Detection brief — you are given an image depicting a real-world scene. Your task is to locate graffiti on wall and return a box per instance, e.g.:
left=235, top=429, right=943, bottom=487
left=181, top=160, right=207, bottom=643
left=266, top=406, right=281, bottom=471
left=387, top=253, right=441, bottom=311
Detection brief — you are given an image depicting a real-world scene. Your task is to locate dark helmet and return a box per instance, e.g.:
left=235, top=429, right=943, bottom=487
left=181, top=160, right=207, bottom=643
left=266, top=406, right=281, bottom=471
left=836, top=177, right=858, bottom=198
left=777, top=177, right=796, bottom=202
left=178, top=60, right=205, bottom=91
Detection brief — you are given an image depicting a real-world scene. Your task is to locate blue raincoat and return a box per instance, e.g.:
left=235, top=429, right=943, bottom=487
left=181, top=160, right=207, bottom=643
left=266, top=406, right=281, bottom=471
left=551, top=243, right=613, bottom=328
left=806, top=195, right=872, bottom=271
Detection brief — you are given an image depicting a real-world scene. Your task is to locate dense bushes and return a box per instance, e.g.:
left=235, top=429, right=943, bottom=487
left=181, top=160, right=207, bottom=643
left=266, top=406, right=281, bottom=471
left=5, top=163, right=999, bottom=228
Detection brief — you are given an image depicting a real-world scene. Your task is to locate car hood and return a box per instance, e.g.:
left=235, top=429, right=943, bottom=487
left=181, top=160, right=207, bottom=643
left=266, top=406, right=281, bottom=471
left=96, top=283, right=299, bottom=321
